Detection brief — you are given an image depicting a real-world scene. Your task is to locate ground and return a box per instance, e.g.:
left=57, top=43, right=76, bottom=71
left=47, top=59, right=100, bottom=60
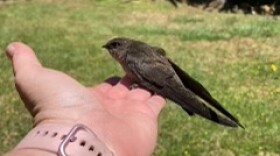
left=0, top=0, right=279, bottom=155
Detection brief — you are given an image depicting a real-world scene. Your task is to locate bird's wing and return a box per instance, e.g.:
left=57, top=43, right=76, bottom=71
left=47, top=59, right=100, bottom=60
left=168, top=59, right=244, bottom=128
left=152, top=46, right=166, bottom=56
left=125, top=44, right=179, bottom=90
left=125, top=46, right=242, bottom=127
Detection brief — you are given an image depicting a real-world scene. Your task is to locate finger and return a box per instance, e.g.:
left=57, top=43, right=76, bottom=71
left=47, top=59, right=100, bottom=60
left=91, top=76, right=121, bottom=93
left=5, top=42, right=42, bottom=76
left=107, top=76, right=132, bottom=99
left=147, top=95, right=166, bottom=117
left=126, top=88, right=151, bottom=101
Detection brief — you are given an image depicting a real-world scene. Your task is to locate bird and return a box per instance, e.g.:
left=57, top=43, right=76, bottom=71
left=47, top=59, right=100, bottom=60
left=103, top=37, right=243, bottom=128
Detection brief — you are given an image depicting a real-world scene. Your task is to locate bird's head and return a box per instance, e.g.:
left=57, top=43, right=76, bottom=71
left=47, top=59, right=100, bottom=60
left=103, top=37, right=133, bottom=61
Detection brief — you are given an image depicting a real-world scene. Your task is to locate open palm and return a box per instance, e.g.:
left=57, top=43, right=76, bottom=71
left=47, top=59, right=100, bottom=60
left=6, top=42, right=165, bottom=156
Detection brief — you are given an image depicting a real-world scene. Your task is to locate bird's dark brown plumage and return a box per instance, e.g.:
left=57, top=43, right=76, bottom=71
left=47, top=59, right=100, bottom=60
left=103, top=37, right=243, bottom=128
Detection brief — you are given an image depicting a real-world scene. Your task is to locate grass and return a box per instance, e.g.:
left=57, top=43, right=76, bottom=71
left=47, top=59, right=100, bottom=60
left=0, top=0, right=280, bottom=155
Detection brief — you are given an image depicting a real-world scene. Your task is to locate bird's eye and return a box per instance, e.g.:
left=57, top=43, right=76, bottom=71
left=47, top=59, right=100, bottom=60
left=110, top=42, right=121, bottom=49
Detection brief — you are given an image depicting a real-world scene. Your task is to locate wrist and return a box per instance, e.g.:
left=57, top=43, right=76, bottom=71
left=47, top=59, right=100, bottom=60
left=7, top=123, right=114, bottom=156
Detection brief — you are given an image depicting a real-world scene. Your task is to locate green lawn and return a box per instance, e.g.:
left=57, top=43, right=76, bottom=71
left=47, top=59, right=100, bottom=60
left=0, top=0, right=280, bottom=155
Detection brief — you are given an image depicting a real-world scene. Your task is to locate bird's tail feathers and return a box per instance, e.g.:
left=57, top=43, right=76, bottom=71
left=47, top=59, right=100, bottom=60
left=171, top=89, right=244, bottom=128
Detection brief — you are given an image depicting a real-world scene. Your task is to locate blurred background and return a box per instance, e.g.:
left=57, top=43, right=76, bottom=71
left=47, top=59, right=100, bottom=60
left=0, top=0, right=279, bottom=155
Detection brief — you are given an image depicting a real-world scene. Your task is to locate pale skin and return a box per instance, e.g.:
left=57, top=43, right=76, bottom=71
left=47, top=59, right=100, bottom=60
left=4, top=43, right=166, bottom=156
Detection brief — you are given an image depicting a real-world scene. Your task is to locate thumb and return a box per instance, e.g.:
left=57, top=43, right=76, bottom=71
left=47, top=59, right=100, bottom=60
left=6, top=42, right=42, bottom=77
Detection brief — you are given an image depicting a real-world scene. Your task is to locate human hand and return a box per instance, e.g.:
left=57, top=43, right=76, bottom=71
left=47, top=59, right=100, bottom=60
left=5, top=42, right=166, bottom=156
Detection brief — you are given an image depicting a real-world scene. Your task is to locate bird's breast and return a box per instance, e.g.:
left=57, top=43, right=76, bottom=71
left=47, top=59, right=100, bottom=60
left=120, top=61, right=140, bottom=83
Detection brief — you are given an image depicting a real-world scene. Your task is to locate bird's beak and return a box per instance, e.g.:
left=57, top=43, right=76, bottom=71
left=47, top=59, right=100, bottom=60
left=102, top=44, right=108, bottom=49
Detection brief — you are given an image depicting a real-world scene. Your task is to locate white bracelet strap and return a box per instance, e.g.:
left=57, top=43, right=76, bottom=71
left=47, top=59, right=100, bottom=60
left=14, top=123, right=114, bottom=156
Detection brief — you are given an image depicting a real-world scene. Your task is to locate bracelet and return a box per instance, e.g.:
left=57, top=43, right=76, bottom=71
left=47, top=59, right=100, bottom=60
left=14, top=123, right=114, bottom=156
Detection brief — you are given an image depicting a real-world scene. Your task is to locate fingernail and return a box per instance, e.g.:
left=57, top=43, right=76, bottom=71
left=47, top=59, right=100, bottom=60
left=6, top=44, right=16, bottom=59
